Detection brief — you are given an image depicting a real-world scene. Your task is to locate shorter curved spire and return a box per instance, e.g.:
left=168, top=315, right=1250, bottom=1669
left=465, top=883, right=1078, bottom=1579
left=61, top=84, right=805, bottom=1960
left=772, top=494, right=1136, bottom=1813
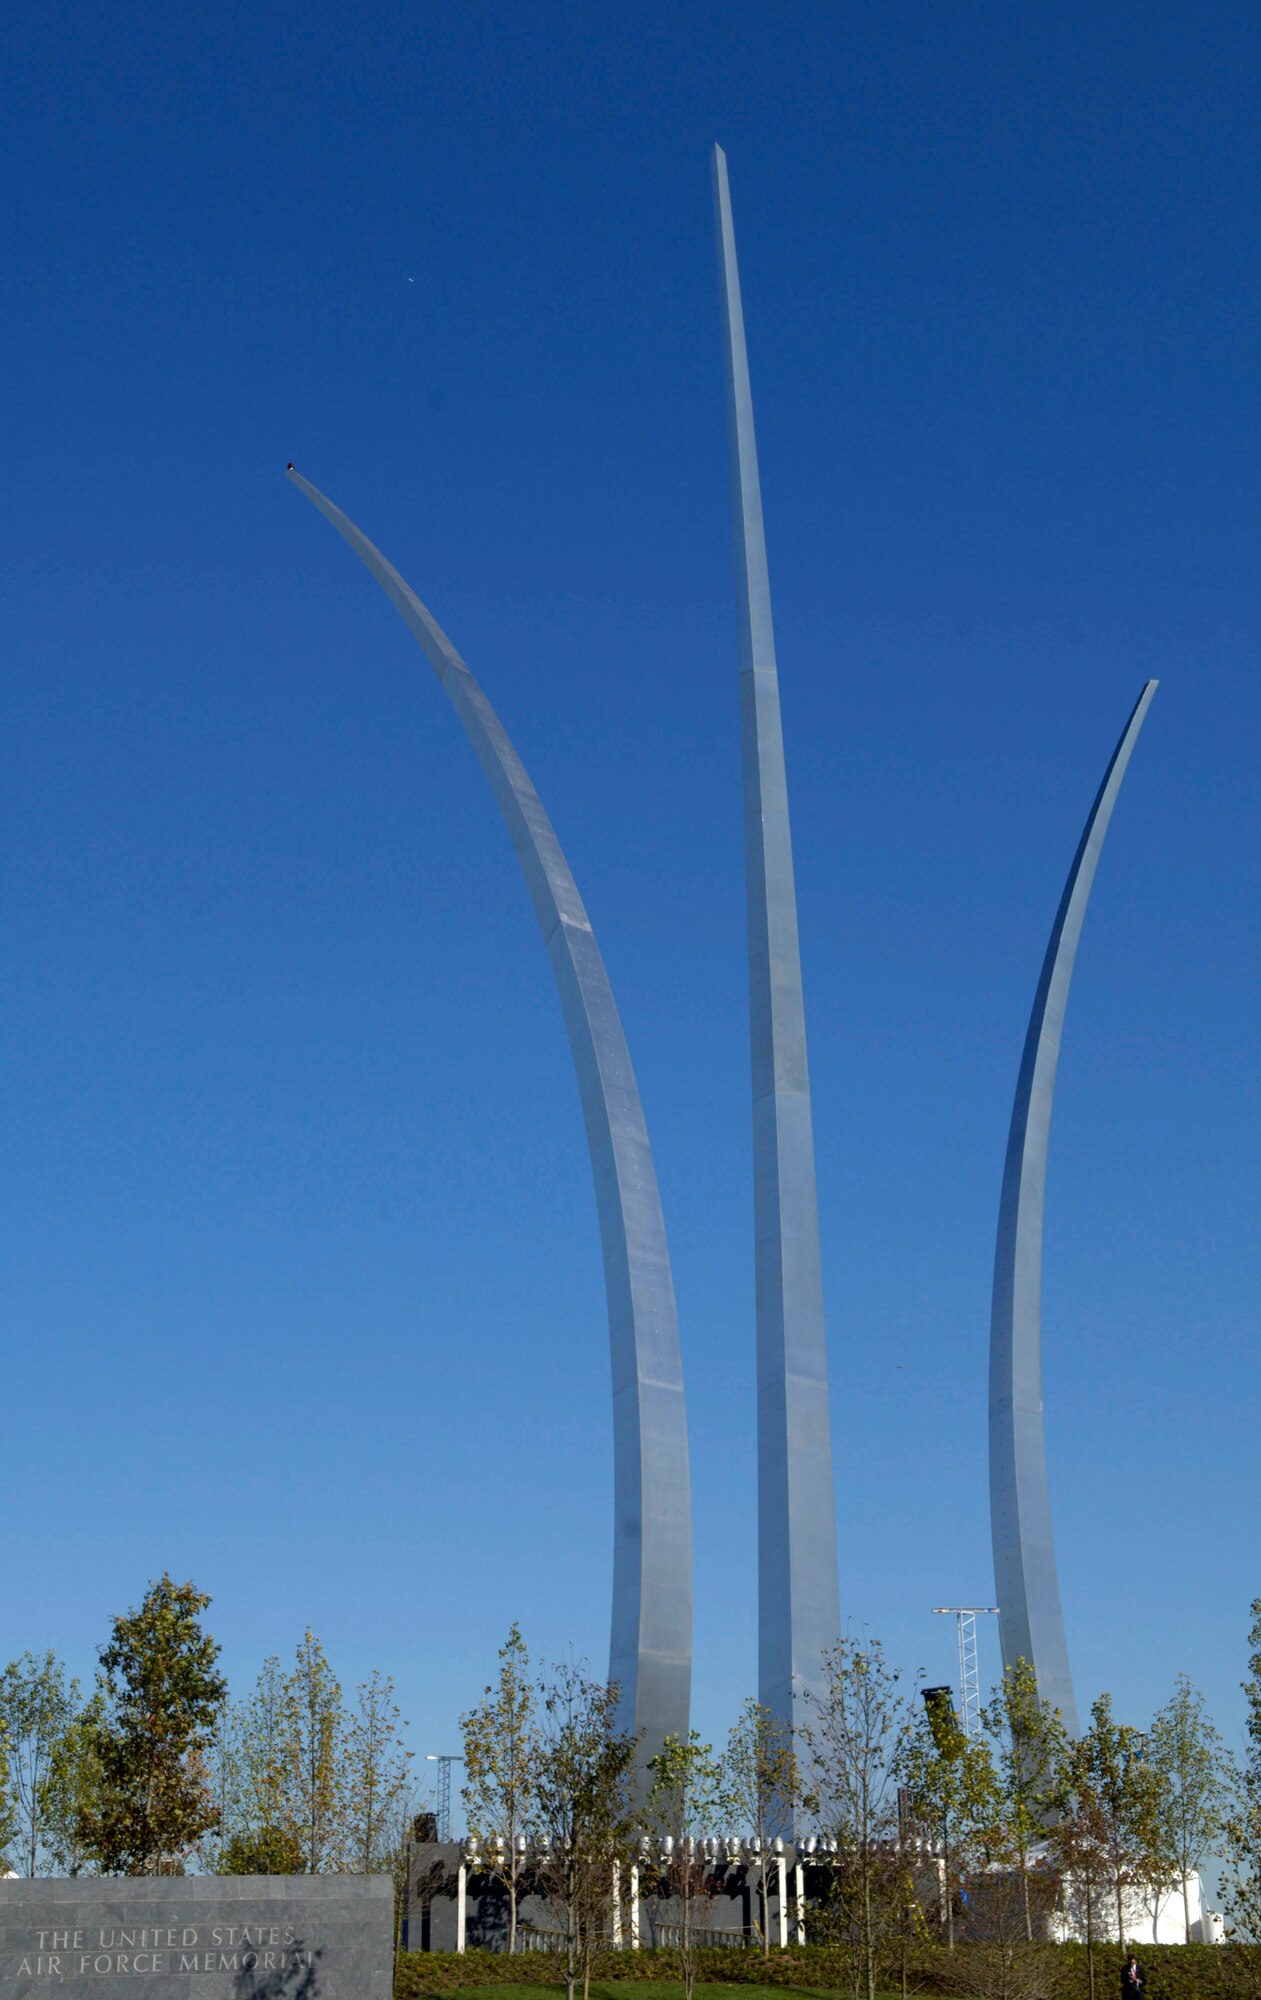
left=990, top=680, right=1158, bottom=1734
left=287, top=469, right=692, bottom=1773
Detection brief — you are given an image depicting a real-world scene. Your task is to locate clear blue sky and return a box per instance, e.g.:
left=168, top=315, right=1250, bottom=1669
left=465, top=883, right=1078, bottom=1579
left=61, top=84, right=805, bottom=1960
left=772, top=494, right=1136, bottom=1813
left=3, top=0, right=1259, bottom=1803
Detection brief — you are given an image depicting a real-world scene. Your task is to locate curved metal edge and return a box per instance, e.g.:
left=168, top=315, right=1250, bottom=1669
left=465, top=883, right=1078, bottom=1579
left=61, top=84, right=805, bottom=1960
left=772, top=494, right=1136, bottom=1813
left=989, top=679, right=1158, bottom=1734
left=711, top=148, right=841, bottom=1747
left=286, top=467, right=692, bottom=1778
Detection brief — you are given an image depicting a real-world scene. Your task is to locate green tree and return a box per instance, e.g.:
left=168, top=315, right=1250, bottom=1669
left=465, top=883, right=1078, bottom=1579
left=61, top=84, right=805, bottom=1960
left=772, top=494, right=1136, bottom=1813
left=647, top=1730, right=727, bottom=2000
left=723, top=1698, right=798, bottom=1957
left=239, top=1657, right=290, bottom=1849
left=0, top=1652, right=79, bottom=1875
left=202, top=1654, right=298, bottom=1874
left=218, top=1824, right=304, bottom=1874
left=802, top=1634, right=915, bottom=1999
left=1052, top=1734, right=1118, bottom=2000
left=1148, top=1672, right=1230, bottom=1941
left=343, top=1669, right=412, bottom=1872
left=228, top=1654, right=293, bottom=1868
left=460, top=1623, right=537, bottom=1951
left=900, top=1687, right=999, bottom=1948
left=1223, top=1598, right=1261, bottom=1942
left=1075, top=1693, right=1162, bottom=1947
left=0, top=1708, right=13, bottom=1868
left=280, top=1629, right=346, bottom=1873
left=199, top=1702, right=239, bottom=1874
left=42, top=1695, right=106, bottom=1876
left=74, top=1574, right=227, bottom=1875
left=532, top=1660, right=637, bottom=2000
left=980, top=1658, right=1069, bottom=1943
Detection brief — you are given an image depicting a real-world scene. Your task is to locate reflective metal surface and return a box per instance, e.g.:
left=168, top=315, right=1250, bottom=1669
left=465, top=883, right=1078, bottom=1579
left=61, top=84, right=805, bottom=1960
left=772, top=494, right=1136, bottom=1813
left=711, top=150, right=841, bottom=1737
left=287, top=469, right=692, bottom=1773
left=990, top=680, right=1158, bottom=1734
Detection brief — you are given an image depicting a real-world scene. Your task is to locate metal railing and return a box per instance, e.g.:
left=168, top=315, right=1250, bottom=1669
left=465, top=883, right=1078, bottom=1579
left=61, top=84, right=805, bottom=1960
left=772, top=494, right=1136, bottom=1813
left=514, top=1931, right=572, bottom=1954
left=653, top=1924, right=752, bottom=1950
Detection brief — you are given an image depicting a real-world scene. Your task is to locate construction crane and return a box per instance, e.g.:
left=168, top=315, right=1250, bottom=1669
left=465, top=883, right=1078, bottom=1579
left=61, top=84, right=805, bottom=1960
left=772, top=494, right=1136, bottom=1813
left=931, top=1607, right=999, bottom=1739
left=424, top=1753, right=464, bottom=1841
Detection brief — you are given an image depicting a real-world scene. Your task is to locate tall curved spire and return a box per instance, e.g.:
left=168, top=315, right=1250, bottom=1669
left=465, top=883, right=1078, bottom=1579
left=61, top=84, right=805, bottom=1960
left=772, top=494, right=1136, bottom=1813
left=711, top=147, right=840, bottom=1737
left=287, top=468, right=692, bottom=1770
left=990, top=680, right=1158, bottom=1733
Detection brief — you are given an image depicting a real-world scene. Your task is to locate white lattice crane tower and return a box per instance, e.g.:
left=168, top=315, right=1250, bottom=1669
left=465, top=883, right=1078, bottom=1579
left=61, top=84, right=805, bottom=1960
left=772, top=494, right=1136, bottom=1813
left=931, top=1607, right=999, bottom=1739
left=424, top=1754, right=463, bottom=1842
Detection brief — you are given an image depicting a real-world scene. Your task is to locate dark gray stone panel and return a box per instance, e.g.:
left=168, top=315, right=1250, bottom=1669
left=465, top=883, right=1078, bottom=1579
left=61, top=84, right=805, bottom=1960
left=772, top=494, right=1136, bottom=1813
left=0, top=1875, right=392, bottom=2000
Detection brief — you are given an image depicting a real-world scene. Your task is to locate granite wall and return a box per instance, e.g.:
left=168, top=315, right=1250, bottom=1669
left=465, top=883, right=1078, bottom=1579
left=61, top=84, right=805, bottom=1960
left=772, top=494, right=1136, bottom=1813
left=0, top=1873, right=393, bottom=2000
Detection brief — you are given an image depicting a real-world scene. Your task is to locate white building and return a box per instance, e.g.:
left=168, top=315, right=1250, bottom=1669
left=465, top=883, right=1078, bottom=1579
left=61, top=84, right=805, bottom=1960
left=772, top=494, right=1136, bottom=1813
left=1049, top=1865, right=1223, bottom=1946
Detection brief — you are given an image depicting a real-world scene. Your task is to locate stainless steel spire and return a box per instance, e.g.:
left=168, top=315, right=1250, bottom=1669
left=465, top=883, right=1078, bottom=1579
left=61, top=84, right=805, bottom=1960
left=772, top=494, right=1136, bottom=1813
left=711, top=148, right=841, bottom=1735
left=990, top=680, right=1158, bottom=1734
left=287, top=468, right=692, bottom=1773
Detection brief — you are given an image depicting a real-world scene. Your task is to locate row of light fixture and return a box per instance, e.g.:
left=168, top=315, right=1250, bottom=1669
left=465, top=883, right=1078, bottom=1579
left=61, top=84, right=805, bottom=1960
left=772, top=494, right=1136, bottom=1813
left=460, top=1832, right=945, bottom=1866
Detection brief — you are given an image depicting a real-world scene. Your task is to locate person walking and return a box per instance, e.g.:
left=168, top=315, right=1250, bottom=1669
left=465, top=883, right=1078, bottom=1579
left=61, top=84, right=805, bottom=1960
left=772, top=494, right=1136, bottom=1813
left=1121, top=1953, right=1146, bottom=2000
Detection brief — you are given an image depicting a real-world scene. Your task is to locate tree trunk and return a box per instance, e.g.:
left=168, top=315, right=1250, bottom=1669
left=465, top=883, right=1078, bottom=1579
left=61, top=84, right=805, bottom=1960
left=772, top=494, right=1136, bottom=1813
left=1182, top=1870, right=1191, bottom=1944
left=508, top=1866, right=517, bottom=1954
left=1114, top=1873, right=1124, bottom=1948
left=1022, top=1857, right=1032, bottom=1943
left=762, top=1863, right=770, bottom=1958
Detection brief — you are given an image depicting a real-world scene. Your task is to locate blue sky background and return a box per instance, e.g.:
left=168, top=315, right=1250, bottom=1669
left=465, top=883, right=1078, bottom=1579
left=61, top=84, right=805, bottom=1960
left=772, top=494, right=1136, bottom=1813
left=3, top=0, right=1259, bottom=1813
